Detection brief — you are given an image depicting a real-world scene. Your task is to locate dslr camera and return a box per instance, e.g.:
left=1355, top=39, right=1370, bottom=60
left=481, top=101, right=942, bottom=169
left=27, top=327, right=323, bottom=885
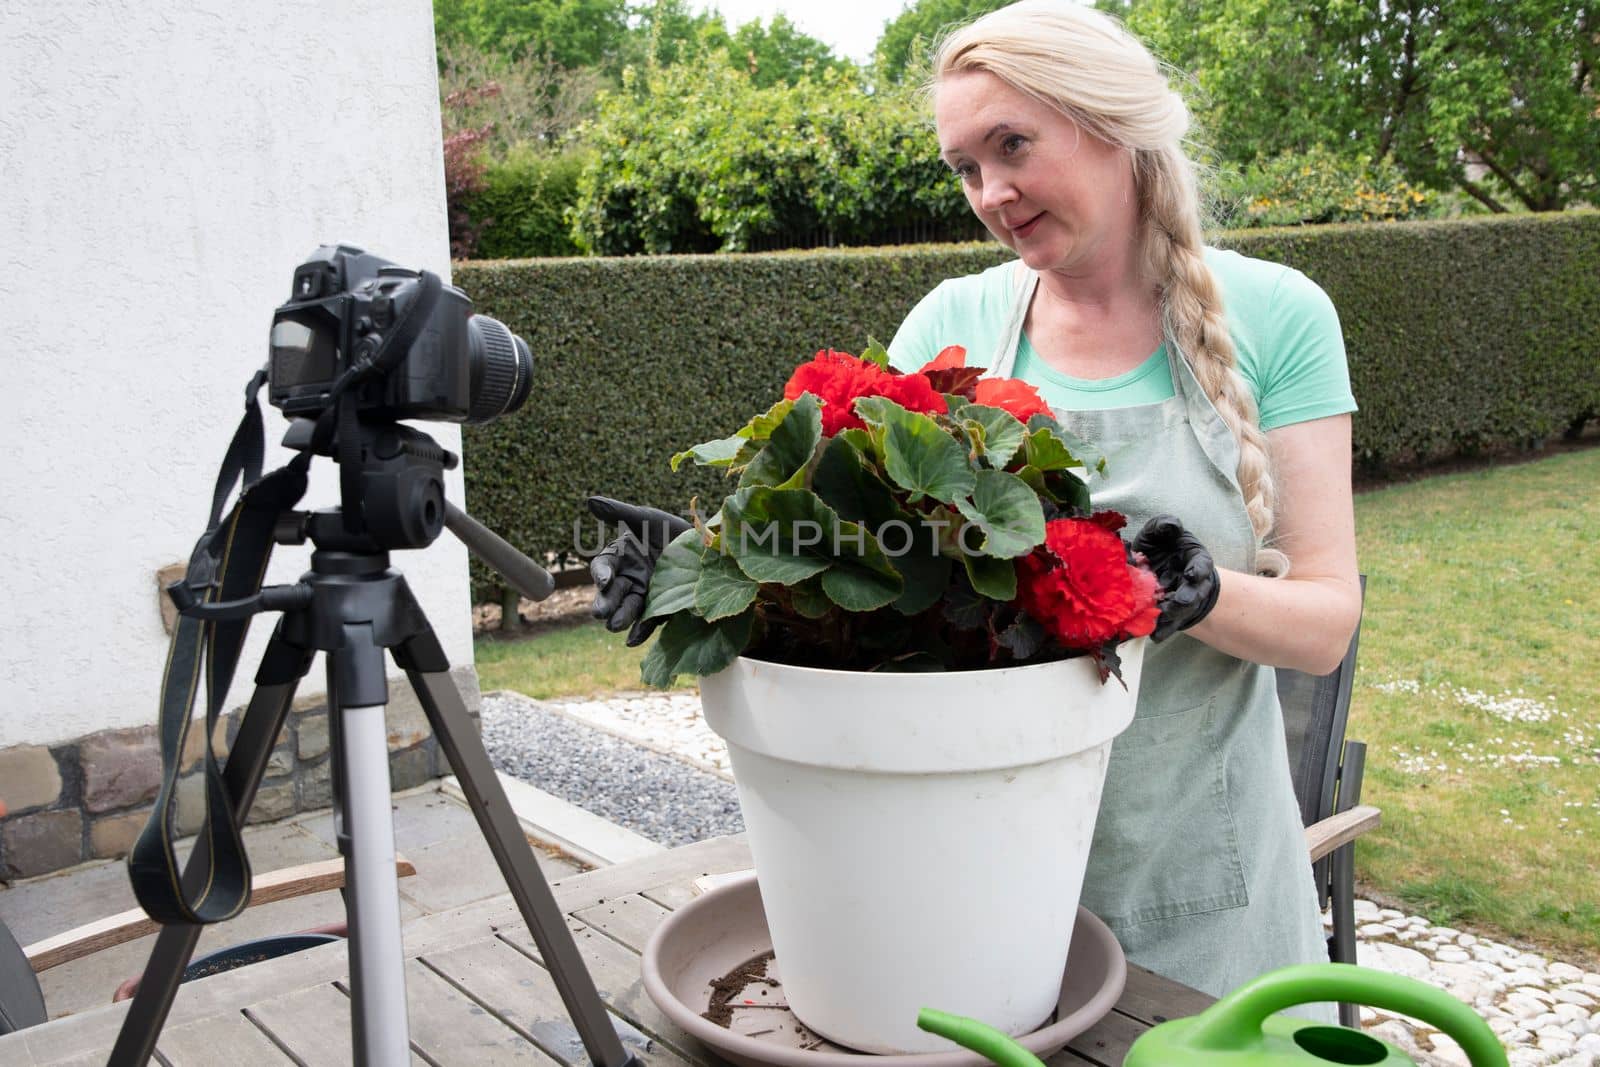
left=268, top=243, right=531, bottom=423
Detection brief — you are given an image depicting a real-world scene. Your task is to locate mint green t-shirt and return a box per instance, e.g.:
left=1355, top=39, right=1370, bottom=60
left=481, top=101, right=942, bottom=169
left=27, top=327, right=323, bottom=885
left=887, top=248, right=1356, bottom=430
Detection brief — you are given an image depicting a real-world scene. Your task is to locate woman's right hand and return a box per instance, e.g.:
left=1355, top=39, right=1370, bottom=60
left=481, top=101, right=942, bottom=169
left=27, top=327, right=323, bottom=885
left=585, top=496, right=692, bottom=646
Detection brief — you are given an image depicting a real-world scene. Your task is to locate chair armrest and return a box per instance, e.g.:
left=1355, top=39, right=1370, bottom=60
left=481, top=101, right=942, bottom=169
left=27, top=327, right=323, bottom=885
left=1305, top=805, right=1381, bottom=863
left=23, top=854, right=416, bottom=973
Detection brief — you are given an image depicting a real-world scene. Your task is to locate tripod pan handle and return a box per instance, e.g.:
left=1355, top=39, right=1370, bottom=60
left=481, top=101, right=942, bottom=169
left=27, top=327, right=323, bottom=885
left=444, top=502, right=556, bottom=602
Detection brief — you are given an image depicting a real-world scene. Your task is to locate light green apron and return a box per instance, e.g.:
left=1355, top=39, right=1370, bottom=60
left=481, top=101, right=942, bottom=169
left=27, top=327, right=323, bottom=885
left=985, top=265, right=1330, bottom=1011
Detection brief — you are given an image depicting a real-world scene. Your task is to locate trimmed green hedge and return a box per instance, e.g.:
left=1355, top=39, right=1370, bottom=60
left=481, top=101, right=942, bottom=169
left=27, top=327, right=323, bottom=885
left=456, top=213, right=1600, bottom=586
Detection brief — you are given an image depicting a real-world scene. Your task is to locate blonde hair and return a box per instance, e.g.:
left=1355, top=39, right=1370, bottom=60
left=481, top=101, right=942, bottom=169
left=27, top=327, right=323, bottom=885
left=931, top=0, right=1286, bottom=573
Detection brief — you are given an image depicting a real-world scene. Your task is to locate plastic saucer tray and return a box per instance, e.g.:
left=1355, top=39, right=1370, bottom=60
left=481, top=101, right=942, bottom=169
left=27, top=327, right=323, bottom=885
left=640, top=873, right=1126, bottom=1067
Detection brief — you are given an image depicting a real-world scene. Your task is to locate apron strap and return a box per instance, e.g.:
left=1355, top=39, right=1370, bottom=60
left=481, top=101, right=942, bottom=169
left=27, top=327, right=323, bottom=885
left=983, top=261, right=1037, bottom=380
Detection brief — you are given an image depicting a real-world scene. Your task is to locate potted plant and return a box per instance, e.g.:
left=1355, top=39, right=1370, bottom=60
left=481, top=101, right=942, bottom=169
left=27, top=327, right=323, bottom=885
left=636, top=343, right=1159, bottom=1054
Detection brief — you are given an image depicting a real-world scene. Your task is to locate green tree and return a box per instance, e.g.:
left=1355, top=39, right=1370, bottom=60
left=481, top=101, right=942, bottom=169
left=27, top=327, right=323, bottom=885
left=1116, top=0, right=1599, bottom=212
left=725, top=14, right=849, bottom=88
left=570, top=58, right=977, bottom=254
left=433, top=0, right=632, bottom=70
left=624, top=0, right=732, bottom=69
left=873, top=0, right=1013, bottom=84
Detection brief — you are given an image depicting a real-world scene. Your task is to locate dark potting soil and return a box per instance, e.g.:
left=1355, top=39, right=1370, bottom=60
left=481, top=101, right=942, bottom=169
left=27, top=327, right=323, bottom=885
left=703, top=950, right=780, bottom=1028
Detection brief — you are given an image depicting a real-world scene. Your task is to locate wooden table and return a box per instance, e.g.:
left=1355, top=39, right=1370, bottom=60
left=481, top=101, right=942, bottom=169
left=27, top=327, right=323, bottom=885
left=0, top=835, right=1213, bottom=1066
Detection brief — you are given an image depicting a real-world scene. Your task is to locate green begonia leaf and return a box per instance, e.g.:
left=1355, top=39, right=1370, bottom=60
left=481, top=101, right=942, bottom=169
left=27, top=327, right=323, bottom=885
left=860, top=336, right=891, bottom=370
left=741, top=392, right=822, bottom=488
left=671, top=434, right=746, bottom=471
left=695, top=551, right=759, bottom=621
left=639, top=611, right=755, bottom=688
left=886, top=522, right=953, bottom=616
left=960, top=404, right=1028, bottom=469
left=788, top=578, right=833, bottom=619
left=853, top=396, right=976, bottom=505
left=962, top=550, right=1017, bottom=601
left=720, top=487, right=832, bottom=585
left=1028, top=415, right=1106, bottom=475
left=820, top=555, right=902, bottom=612
left=744, top=398, right=796, bottom=441
left=955, top=469, right=1046, bottom=559
left=642, top=528, right=709, bottom=620
left=1022, top=425, right=1080, bottom=472
left=812, top=436, right=904, bottom=527
left=721, top=486, right=902, bottom=609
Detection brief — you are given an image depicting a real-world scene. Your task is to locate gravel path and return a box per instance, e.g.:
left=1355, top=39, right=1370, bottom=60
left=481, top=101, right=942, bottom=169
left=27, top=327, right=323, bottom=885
left=479, top=690, right=743, bottom=848
left=481, top=687, right=1600, bottom=1066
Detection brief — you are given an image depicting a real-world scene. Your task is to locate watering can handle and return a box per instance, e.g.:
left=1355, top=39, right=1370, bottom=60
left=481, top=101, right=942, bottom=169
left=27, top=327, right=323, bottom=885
left=1184, top=963, right=1508, bottom=1067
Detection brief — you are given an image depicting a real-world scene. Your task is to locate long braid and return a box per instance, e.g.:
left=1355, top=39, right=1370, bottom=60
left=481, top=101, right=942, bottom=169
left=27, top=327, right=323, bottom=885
left=1138, top=148, right=1288, bottom=575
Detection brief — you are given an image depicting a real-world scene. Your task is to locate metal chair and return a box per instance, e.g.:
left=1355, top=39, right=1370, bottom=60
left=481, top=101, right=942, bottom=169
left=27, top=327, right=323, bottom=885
left=0, top=855, right=413, bottom=1036
left=1279, top=574, right=1381, bottom=1028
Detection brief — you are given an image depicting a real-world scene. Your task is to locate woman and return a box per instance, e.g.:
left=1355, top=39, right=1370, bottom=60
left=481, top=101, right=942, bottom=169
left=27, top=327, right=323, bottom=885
left=591, top=0, right=1361, bottom=1008
left=888, top=0, right=1362, bottom=1002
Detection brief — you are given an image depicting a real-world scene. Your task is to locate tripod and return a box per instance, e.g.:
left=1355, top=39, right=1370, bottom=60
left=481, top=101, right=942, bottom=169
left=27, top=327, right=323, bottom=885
left=112, top=504, right=642, bottom=1066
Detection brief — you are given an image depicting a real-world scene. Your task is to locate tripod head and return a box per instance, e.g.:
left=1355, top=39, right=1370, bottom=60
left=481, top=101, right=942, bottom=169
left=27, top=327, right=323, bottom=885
left=281, top=415, right=453, bottom=552
left=169, top=414, right=553, bottom=625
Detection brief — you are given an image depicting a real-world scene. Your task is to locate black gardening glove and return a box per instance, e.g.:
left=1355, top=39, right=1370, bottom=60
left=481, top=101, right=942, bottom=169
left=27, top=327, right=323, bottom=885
left=586, top=495, right=692, bottom=647
left=1132, top=514, right=1220, bottom=642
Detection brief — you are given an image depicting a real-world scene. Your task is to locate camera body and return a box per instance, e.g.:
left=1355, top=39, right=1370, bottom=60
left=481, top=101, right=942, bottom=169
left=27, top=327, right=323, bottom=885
left=268, top=244, right=529, bottom=424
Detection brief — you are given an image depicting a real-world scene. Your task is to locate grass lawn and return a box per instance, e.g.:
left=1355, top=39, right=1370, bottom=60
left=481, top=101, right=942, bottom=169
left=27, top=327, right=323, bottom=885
left=473, top=446, right=1600, bottom=962
left=1349, top=446, right=1599, bottom=965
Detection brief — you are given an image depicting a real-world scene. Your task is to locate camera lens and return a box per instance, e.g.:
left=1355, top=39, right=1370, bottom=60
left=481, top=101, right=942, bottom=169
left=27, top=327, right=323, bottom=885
left=465, top=315, right=533, bottom=423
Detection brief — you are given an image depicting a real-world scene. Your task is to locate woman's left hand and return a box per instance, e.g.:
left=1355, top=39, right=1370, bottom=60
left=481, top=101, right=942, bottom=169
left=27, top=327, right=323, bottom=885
left=1133, top=515, right=1221, bottom=640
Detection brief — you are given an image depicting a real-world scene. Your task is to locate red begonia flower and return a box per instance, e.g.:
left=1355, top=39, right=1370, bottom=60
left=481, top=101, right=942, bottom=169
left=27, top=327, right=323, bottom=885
left=1014, top=517, right=1161, bottom=650
left=973, top=377, right=1053, bottom=424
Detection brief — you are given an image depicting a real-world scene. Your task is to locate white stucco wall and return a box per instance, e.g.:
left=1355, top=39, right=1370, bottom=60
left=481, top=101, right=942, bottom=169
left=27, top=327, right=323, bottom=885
left=1, top=2, right=477, bottom=748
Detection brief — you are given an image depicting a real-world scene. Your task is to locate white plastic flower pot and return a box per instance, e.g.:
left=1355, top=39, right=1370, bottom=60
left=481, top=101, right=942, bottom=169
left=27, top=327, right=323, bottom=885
left=698, top=640, right=1146, bottom=1055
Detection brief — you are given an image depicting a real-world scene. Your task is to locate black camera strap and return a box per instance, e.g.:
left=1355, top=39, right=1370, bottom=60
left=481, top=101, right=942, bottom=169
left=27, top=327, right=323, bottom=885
left=127, top=372, right=309, bottom=925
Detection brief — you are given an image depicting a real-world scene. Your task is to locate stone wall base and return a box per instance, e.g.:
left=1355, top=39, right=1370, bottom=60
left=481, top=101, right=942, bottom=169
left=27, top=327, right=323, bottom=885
left=0, top=666, right=480, bottom=882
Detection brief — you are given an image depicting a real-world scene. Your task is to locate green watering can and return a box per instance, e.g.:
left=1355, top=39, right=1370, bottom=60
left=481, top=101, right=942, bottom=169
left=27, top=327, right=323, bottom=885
left=919, top=962, right=1508, bottom=1067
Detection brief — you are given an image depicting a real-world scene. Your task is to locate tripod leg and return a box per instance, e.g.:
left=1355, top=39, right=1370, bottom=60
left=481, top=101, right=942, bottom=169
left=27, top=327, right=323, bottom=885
left=397, top=631, right=640, bottom=1067
left=328, top=628, right=412, bottom=1066
left=111, top=635, right=314, bottom=1066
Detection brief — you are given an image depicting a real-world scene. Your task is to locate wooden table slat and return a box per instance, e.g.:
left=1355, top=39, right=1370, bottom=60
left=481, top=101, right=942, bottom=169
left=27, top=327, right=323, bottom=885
left=500, top=917, right=706, bottom=1062
left=240, top=980, right=428, bottom=1066
left=422, top=933, right=690, bottom=1067
left=1107, top=963, right=1214, bottom=1027
left=569, top=895, right=674, bottom=954
left=154, top=1010, right=295, bottom=1066
left=1060, top=1006, right=1153, bottom=1067
left=405, top=956, right=561, bottom=1065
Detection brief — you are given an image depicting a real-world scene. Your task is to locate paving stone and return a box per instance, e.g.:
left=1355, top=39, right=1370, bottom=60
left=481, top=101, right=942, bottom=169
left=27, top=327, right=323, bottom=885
left=0, top=744, right=64, bottom=811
